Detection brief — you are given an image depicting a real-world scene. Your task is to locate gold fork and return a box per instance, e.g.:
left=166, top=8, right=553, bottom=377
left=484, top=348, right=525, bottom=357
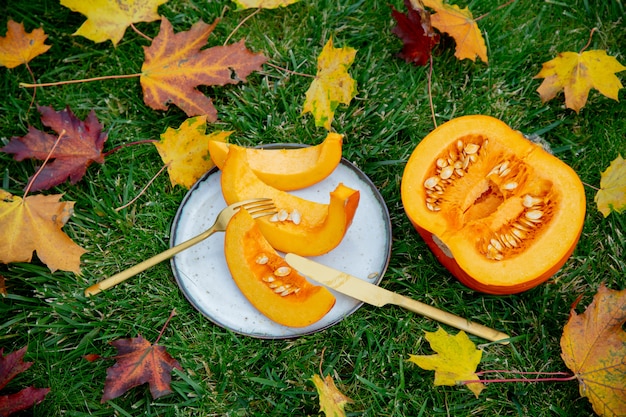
left=84, top=198, right=275, bottom=297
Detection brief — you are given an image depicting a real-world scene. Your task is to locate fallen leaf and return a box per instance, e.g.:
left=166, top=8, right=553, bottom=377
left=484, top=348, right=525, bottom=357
left=0, top=189, right=86, bottom=273
left=560, top=284, right=626, bottom=417
left=154, top=116, right=232, bottom=188
left=391, top=0, right=440, bottom=66
left=311, top=374, right=352, bottom=417
left=233, top=0, right=300, bottom=9
left=0, top=106, right=107, bottom=192
left=101, top=335, right=182, bottom=403
left=408, top=327, right=485, bottom=397
left=140, top=18, right=267, bottom=120
left=535, top=50, right=626, bottom=113
left=0, top=20, right=51, bottom=68
left=0, top=346, right=50, bottom=417
left=60, top=0, right=167, bottom=46
left=421, top=0, right=487, bottom=63
left=595, top=155, right=626, bottom=217
left=0, top=275, right=6, bottom=296
left=302, top=37, right=357, bottom=130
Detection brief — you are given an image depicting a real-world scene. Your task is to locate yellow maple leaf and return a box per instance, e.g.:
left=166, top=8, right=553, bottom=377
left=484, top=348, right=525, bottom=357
left=302, top=37, right=357, bottom=130
left=408, top=327, right=485, bottom=397
left=0, top=189, right=86, bottom=274
left=420, top=0, right=487, bottom=63
left=60, top=0, right=168, bottom=46
left=311, top=374, right=353, bottom=417
left=534, top=50, right=626, bottom=113
left=233, top=0, right=300, bottom=9
left=0, top=20, right=51, bottom=68
left=154, top=116, right=231, bottom=189
left=594, top=154, right=626, bottom=217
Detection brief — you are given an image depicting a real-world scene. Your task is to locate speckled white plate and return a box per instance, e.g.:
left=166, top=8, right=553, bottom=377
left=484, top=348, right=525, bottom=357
left=170, top=154, right=392, bottom=339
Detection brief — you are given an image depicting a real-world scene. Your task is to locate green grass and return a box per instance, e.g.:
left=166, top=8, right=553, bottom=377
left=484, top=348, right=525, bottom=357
left=1, top=0, right=625, bottom=416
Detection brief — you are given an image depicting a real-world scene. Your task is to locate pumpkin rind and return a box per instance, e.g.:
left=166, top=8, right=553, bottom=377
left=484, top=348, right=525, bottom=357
left=220, top=146, right=360, bottom=256
left=224, top=209, right=336, bottom=327
left=209, top=133, right=343, bottom=190
left=401, top=115, right=586, bottom=294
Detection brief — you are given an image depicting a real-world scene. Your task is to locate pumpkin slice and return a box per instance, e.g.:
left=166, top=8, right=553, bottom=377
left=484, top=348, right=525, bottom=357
left=224, top=209, right=336, bottom=327
left=209, top=133, right=343, bottom=190
left=401, top=115, right=586, bottom=294
left=221, top=146, right=360, bottom=256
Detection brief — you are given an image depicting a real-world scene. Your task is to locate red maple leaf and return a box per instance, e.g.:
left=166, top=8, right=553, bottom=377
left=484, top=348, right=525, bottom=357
left=101, top=335, right=182, bottom=403
left=0, top=106, right=107, bottom=192
left=0, top=346, right=50, bottom=417
left=391, top=0, right=440, bottom=66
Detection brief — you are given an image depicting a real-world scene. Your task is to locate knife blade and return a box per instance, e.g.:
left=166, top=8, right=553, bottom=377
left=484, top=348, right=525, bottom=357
left=285, top=253, right=510, bottom=344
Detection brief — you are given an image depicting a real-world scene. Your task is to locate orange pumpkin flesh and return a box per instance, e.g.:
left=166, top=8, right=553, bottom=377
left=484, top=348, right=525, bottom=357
left=401, top=115, right=586, bottom=294
left=220, top=146, right=360, bottom=256
left=209, top=133, right=343, bottom=190
left=224, top=209, right=336, bottom=327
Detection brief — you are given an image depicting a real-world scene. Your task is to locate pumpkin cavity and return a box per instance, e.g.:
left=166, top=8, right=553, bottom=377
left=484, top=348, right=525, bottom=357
left=422, top=134, right=558, bottom=262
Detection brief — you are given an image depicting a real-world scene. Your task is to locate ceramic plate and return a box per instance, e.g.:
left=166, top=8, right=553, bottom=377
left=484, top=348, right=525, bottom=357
left=170, top=155, right=392, bottom=339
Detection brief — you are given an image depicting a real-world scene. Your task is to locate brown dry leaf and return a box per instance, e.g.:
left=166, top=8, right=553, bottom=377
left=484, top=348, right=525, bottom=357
left=535, top=50, right=626, bottom=113
left=154, top=116, right=232, bottom=188
left=420, top=0, right=487, bottom=63
left=101, top=335, right=182, bottom=403
left=0, top=20, right=51, bottom=68
left=561, top=284, right=626, bottom=417
left=302, top=37, right=357, bottom=130
left=60, top=0, right=167, bottom=46
left=408, top=327, right=485, bottom=397
left=311, top=374, right=353, bottom=417
left=0, top=189, right=86, bottom=274
left=140, top=18, right=267, bottom=121
left=595, top=154, right=626, bottom=217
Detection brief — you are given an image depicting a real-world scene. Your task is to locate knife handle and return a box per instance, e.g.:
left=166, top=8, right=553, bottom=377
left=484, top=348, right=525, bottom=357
left=393, top=294, right=510, bottom=344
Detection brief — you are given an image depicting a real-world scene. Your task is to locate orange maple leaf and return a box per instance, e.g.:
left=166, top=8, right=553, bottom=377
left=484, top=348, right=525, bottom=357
left=101, top=335, right=182, bottom=403
left=0, top=20, right=51, bottom=68
left=420, top=0, right=487, bottom=63
left=535, top=50, right=626, bottom=113
left=0, top=189, right=86, bottom=274
left=154, top=115, right=232, bottom=188
left=140, top=18, right=267, bottom=121
left=560, top=284, right=626, bottom=417
left=60, top=0, right=167, bottom=46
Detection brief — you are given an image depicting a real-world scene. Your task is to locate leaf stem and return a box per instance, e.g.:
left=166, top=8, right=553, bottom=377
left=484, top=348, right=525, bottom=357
left=103, top=139, right=158, bottom=158
left=427, top=55, right=437, bottom=128
left=475, top=0, right=516, bottom=21
left=580, top=27, right=598, bottom=54
left=155, top=309, right=177, bottom=344
left=224, top=8, right=261, bottom=45
left=266, top=62, right=315, bottom=78
left=23, top=129, right=66, bottom=199
left=463, top=375, right=577, bottom=384
left=129, top=23, right=152, bottom=42
left=20, top=73, right=141, bottom=88
left=463, top=369, right=577, bottom=384
left=115, top=163, right=168, bottom=212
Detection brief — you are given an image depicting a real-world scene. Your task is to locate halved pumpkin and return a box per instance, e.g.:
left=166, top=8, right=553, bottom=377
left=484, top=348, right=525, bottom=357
left=224, top=209, right=336, bottom=327
left=209, top=133, right=343, bottom=190
left=220, top=146, right=360, bottom=256
left=401, top=115, right=586, bottom=294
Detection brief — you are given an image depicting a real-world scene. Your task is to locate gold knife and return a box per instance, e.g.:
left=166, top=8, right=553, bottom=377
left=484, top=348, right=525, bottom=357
left=285, top=253, right=510, bottom=344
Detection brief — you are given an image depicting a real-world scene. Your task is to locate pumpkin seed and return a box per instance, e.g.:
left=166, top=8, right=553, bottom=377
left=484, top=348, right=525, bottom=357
left=274, top=266, right=292, bottom=277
